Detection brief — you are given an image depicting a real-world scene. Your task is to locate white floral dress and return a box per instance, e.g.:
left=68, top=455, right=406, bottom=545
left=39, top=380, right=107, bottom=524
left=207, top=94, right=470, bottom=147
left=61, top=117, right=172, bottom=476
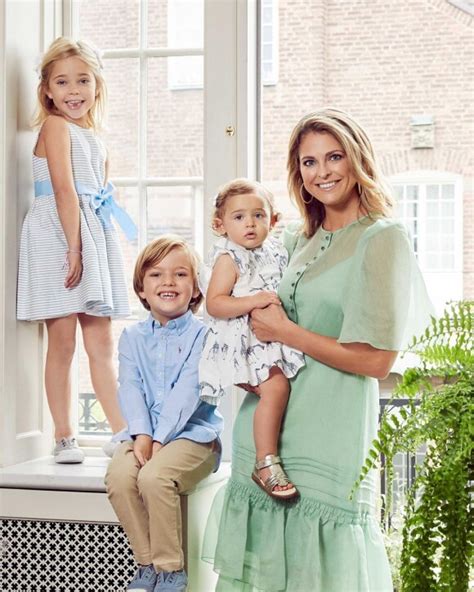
left=199, top=236, right=305, bottom=404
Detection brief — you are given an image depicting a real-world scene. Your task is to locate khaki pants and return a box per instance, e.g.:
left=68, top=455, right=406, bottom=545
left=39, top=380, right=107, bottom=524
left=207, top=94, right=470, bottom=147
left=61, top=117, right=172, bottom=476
left=105, top=439, right=216, bottom=572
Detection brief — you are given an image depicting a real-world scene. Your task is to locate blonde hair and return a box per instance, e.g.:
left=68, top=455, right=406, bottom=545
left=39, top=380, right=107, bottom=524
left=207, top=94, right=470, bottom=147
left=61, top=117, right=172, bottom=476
left=133, top=235, right=203, bottom=313
left=32, top=37, right=106, bottom=131
left=287, top=108, right=393, bottom=237
left=212, top=178, right=280, bottom=233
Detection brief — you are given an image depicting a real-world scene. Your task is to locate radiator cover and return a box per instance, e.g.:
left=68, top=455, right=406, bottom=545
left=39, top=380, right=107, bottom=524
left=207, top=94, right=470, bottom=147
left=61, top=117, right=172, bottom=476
left=1, top=518, right=136, bottom=591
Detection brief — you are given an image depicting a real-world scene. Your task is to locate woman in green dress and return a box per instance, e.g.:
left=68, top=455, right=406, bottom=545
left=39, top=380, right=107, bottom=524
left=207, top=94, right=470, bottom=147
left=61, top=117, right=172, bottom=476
left=203, top=108, right=433, bottom=591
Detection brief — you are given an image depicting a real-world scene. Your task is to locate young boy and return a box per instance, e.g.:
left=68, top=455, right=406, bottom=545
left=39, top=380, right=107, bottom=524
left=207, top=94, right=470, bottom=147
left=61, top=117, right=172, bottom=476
left=105, top=235, right=223, bottom=592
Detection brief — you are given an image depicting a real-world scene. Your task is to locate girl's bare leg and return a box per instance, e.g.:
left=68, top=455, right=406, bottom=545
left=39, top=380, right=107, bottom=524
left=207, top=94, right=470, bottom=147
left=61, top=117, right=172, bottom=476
left=253, top=367, right=293, bottom=491
left=78, top=314, right=126, bottom=434
left=45, top=315, right=78, bottom=440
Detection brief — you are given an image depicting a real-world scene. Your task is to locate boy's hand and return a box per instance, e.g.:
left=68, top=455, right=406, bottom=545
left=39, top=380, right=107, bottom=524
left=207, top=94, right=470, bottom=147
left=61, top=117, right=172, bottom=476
left=152, top=441, right=163, bottom=456
left=251, top=291, right=281, bottom=310
left=133, top=434, right=153, bottom=466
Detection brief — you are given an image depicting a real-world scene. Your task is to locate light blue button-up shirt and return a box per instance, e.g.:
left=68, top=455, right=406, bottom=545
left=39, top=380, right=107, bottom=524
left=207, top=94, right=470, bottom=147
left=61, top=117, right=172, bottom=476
left=117, top=310, right=223, bottom=448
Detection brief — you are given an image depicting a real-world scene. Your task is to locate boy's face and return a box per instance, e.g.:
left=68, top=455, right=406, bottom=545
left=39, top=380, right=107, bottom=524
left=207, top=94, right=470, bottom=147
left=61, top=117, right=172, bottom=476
left=139, top=247, right=200, bottom=326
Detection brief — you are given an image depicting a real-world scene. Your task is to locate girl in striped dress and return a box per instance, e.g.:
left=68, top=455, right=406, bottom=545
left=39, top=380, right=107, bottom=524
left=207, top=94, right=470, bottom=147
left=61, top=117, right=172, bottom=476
left=17, top=38, right=136, bottom=463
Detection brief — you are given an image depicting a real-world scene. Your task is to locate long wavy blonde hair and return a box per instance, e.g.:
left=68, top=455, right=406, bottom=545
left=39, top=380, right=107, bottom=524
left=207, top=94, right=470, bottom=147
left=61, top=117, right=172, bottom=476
left=287, top=108, right=393, bottom=237
left=32, top=37, right=107, bottom=131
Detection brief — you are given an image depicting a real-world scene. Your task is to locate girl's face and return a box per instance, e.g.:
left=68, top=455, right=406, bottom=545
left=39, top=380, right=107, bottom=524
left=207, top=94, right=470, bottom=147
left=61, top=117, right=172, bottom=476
left=299, top=131, right=359, bottom=212
left=45, top=56, right=97, bottom=127
left=214, top=193, right=275, bottom=249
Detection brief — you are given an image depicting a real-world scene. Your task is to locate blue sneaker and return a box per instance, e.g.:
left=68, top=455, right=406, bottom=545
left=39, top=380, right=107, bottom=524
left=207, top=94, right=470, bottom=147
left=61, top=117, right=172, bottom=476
left=127, top=564, right=157, bottom=591
left=156, top=569, right=187, bottom=591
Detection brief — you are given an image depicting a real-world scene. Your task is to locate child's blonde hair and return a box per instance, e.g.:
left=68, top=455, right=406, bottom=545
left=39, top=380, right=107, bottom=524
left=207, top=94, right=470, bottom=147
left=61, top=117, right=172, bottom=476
left=133, top=235, right=203, bottom=313
left=212, top=178, right=280, bottom=233
left=287, top=108, right=393, bottom=237
left=32, top=37, right=106, bottom=131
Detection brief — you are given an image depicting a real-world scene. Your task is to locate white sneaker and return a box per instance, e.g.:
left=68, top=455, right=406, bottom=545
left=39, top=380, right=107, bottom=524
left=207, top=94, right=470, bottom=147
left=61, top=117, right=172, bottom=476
left=102, top=428, right=129, bottom=458
left=102, top=438, right=119, bottom=458
left=53, top=437, right=85, bottom=464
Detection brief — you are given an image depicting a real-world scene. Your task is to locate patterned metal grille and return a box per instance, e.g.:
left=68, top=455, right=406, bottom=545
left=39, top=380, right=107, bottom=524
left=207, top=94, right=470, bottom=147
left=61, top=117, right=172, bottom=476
left=1, top=518, right=136, bottom=591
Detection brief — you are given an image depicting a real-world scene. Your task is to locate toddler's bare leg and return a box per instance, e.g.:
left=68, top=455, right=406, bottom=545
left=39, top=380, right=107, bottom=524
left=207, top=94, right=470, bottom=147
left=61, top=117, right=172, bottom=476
left=254, top=367, right=293, bottom=491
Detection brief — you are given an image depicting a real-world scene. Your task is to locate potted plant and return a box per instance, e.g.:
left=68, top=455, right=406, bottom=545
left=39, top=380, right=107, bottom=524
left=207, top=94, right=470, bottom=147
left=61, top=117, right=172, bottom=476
left=354, top=300, right=473, bottom=591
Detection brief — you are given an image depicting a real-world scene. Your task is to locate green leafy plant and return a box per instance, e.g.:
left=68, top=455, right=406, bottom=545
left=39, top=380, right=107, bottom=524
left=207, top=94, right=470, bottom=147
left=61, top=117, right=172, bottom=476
left=355, top=301, right=474, bottom=591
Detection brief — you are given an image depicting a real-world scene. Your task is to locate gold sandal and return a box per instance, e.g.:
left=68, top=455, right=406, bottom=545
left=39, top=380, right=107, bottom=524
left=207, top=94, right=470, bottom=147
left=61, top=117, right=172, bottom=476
left=251, top=454, right=299, bottom=501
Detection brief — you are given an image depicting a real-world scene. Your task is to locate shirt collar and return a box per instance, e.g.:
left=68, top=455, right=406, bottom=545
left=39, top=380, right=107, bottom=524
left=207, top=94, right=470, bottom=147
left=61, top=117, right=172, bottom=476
left=146, top=309, right=193, bottom=336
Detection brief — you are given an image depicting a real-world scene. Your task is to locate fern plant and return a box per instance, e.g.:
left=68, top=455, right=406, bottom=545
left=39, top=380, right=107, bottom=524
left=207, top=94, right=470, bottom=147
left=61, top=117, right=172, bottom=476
left=355, top=300, right=474, bottom=591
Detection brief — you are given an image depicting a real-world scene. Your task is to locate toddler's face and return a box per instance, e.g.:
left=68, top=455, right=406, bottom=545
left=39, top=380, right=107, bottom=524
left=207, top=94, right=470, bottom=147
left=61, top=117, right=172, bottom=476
left=139, top=247, right=200, bottom=326
left=45, top=56, right=97, bottom=127
left=214, top=193, right=274, bottom=249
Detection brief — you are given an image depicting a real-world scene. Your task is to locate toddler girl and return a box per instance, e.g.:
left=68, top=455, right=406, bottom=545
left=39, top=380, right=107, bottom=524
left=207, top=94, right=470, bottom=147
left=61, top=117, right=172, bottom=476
left=17, top=37, right=136, bottom=463
left=199, top=179, right=304, bottom=499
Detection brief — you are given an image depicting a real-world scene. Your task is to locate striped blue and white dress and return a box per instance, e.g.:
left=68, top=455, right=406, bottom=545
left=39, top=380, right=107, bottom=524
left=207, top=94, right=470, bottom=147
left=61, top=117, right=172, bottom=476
left=17, top=122, right=131, bottom=321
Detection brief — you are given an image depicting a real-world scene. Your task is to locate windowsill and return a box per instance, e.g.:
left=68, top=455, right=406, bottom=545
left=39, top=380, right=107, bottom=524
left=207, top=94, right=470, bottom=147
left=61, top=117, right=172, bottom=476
left=0, top=456, right=231, bottom=494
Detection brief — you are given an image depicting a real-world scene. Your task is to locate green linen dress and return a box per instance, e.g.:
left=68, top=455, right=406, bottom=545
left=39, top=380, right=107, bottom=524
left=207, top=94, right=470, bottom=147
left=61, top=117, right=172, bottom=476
left=203, top=216, right=433, bottom=592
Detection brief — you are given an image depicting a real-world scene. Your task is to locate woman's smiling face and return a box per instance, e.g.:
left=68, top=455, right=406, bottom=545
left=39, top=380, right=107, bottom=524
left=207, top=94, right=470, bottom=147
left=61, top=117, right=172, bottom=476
left=299, top=131, right=359, bottom=212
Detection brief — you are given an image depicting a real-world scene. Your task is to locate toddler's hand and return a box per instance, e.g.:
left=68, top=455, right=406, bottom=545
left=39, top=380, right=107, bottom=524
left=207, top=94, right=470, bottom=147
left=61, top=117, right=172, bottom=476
left=251, top=291, right=281, bottom=309
left=133, top=434, right=153, bottom=466
left=64, top=251, right=83, bottom=289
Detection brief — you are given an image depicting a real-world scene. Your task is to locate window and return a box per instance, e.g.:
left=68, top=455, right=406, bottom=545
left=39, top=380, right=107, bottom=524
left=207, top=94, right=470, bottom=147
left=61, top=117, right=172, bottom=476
left=391, top=171, right=463, bottom=313
left=392, top=178, right=461, bottom=272
left=261, top=0, right=279, bottom=86
left=168, top=0, right=204, bottom=90
left=76, top=0, right=204, bottom=441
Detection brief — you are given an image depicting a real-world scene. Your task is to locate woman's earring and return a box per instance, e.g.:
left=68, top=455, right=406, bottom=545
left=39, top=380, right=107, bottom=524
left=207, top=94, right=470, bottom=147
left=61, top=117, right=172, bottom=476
left=357, top=182, right=362, bottom=196
left=299, top=184, right=313, bottom=205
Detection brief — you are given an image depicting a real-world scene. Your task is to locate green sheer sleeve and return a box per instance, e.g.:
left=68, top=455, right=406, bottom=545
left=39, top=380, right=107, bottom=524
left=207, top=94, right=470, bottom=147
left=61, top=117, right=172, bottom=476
left=338, top=220, right=434, bottom=351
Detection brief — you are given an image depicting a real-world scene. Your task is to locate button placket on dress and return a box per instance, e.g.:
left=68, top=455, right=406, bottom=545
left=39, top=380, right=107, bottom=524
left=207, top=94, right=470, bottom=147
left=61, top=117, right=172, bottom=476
left=287, top=231, right=333, bottom=321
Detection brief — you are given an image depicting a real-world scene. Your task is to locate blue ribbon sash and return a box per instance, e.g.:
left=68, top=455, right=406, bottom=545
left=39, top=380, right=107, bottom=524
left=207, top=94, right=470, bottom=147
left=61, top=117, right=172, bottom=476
left=34, top=180, right=137, bottom=241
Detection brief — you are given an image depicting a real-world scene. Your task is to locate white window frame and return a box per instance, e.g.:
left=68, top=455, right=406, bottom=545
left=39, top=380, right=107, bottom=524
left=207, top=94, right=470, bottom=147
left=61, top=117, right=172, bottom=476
left=390, top=170, right=463, bottom=314
left=167, top=0, right=204, bottom=90
left=67, top=0, right=258, bottom=456
left=390, top=170, right=463, bottom=273
left=260, top=0, right=279, bottom=86
left=0, top=0, right=257, bottom=464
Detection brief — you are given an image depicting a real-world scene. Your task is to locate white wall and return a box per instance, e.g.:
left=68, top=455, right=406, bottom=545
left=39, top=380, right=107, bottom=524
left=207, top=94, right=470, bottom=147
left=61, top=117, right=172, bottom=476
left=0, top=0, right=64, bottom=467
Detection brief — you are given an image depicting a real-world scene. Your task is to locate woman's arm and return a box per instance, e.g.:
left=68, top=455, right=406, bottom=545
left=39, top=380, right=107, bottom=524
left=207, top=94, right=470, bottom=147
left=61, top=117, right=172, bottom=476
left=206, top=253, right=280, bottom=319
left=42, top=116, right=82, bottom=288
left=251, top=304, right=398, bottom=379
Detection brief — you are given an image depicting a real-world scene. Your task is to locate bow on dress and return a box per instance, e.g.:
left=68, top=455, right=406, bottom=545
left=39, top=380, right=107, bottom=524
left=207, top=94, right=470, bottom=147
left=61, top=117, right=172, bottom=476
left=89, top=182, right=137, bottom=241
left=34, top=179, right=138, bottom=241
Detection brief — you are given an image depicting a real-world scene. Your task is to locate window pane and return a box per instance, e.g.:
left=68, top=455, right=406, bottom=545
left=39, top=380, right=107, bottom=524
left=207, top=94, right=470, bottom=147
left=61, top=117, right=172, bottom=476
left=442, top=184, right=454, bottom=200
left=147, top=58, right=203, bottom=176
left=427, top=184, right=440, bottom=201
left=406, top=185, right=418, bottom=201
left=426, top=202, right=439, bottom=218
left=78, top=0, right=140, bottom=50
left=148, top=0, right=204, bottom=49
left=441, top=201, right=454, bottom=217
left=147, top=186, right=200, bottom=247
left=104, top=59, right=140, bottom=177
left=113, top=187, right=140, bottom=315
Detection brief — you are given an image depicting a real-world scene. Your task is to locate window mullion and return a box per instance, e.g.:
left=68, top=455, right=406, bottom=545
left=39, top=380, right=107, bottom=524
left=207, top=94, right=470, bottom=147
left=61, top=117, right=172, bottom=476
left=139, top=0, right=148, bottom=256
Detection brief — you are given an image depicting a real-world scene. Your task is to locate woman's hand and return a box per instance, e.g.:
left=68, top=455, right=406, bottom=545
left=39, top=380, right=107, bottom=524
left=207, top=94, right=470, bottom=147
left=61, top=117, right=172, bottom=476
left=64, top=251, right=83, bottom=289
left=133, top=434, right=153, bottom=466
left=250, top=303, right=290, bottom=343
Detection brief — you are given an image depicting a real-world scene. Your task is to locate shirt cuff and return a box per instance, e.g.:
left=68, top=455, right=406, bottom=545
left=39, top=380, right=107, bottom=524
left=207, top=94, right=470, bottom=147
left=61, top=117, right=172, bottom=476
left=128, top=418, right=153, bottom=438
left=153, top=424, right=174, bottom=445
